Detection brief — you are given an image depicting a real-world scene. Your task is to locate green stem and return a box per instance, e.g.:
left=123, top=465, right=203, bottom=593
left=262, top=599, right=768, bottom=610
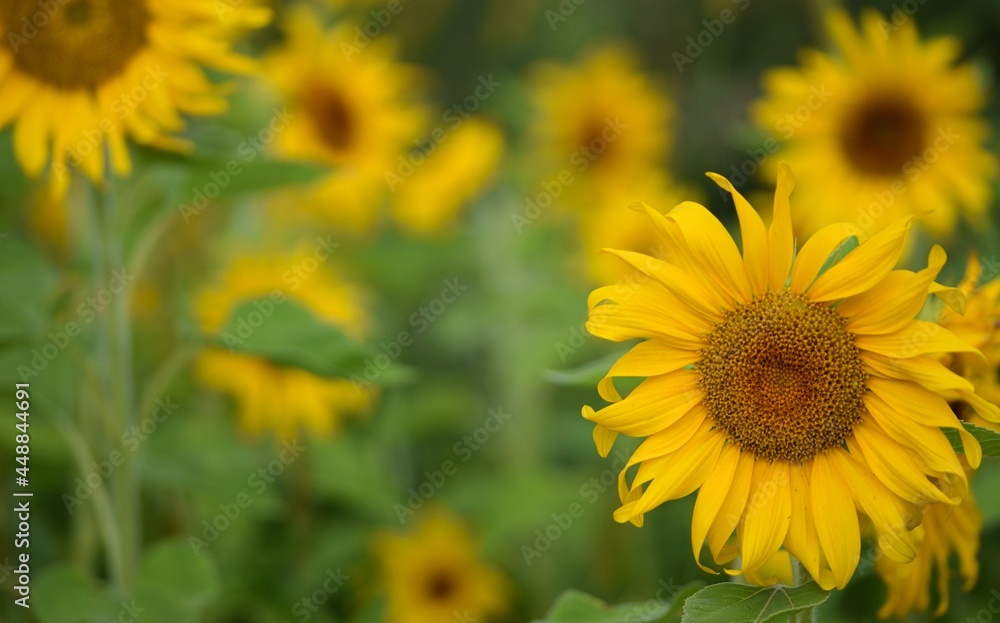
left=790, top=555, right=817, bottom=623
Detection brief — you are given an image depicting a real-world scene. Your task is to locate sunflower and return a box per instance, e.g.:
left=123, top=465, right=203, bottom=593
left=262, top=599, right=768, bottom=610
left=263, top=5, right=426, bottom=233
left=528, top=46, right=672, bottom=198
left=582, top=164, right=998, bottom=589
left=375, top=510, right=508, bottom=623
left=751, top=10, right=997, bottom=238
left=875, top=255, right=1000, bottom=618
left=391, top=117, right=504, bottom=237
left=0, top=0, right=270, bottom=198
left=195, top=252, right=376, bottom=438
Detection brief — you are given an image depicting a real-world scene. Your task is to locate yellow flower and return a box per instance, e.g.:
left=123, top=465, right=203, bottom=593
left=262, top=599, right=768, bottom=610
left=0, top=0, right=270, bottom=197
left=376, top=511, right=508, bottom=623
left=529, top=46, right=672, bottom=197
left=875, top=255, right=1000, bottom=618
left=195, top=253, right=375, bottom=438
left=392, top=117, right=504, bottom=236
left=578, top=172, right=697, bottom=284
left=751, top=10, right=997, bottom=237
left=582, top=164, right=998, bottom=590
left=263, top=6, right=426, bottom=233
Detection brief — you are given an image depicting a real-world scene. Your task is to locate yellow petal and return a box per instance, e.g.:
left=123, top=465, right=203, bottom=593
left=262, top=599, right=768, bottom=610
left=811, top=451, right=860, bottom=589
left=855, top=321, right=983, bottom=360
left=851, top=425, right=956, bottom=504
left=582, top=370, right=701, bottom=436
left=691, top=442, right=740, bottom=573
left=790, top=223, right=859, bottom=294
left=13, top=89, right=54, bottom=177
left=808, top=216, right=913, bottom=302
left=707, top=451, right=754, bottom=563
left=768, top=163, right=795, bottom=291
left=741, top=460, right=792, bottom=573
left=666, top=201, right=752, bottom=304
left=705, top=172, right=768, bottom=296
left=785, top=462, right=821, bottom=581
left=592, top=422, right=618, bottom=458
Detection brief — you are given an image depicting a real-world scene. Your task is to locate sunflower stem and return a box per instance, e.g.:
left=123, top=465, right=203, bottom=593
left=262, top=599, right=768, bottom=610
left=789, top=555, right=818, bottom=623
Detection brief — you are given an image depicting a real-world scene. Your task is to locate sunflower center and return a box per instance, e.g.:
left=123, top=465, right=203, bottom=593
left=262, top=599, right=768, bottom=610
left=698, top=289, right=867, bottom=463
left=425, top=569, right=457, bottom=602
left=0, top=0, right=149, bottom=89
left=840, top=96, right=925, bottom=176
left=305, top=86, right=356, bottom=153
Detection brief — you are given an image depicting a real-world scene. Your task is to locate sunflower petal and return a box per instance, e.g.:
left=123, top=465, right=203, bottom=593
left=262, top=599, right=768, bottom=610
left=808, top=216, right=913, bottom=302
left=706, top=172, right=768, bottom=296
left=811, top=451, right=860, bottom=589
left=768, top=163, right=795, bottom=291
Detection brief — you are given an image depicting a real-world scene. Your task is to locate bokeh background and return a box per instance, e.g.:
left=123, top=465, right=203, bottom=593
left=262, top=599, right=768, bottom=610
left=2, top=0, right=1000, bottom=622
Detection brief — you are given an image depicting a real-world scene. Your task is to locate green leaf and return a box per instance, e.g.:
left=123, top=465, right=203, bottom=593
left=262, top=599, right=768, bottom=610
left=211, top=298, right=370, bottom=378
left=535, top=584, right=704, bottom=623
left=681, top=582, right=830, bottom=623
left=0, top=237, right=58, bottom=342
left=33, top=565, right=107, bottom=623
left=182, top=157, right=328, bottom=205
left=816, top=236, right=859, bottom=279
left=132, top=540, right=221, bottom=623
left=944, top=422, right=1000, bottom=457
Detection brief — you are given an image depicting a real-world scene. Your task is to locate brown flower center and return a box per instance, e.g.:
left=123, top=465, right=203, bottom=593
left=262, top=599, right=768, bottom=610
left=698, top=290, right=867, bottom=462
left=425, top=569, right=457, bottom=602
left=304, top=86, right=356, bottom=153
left=840, top=96, right=925, bottom=177
left=0, top=0, right=149, bottom=89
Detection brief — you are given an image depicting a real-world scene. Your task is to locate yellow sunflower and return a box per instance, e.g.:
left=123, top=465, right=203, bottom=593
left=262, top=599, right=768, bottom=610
left=528, top=45, right=672, bottom=198
left=751, top=9, right=997, bottom=238
left=876, top=254, right=1000, bottom=618
left=375, top=510, right=508, bottom=623
left=195, top=252, right=376, bottom=438
left=0, top=0, right=270, bottom=197
left=582, top=164, right=998, bottom=590
left=263, top=5, right=426, bottom=233
left=391, top=117, right=504, bottom=237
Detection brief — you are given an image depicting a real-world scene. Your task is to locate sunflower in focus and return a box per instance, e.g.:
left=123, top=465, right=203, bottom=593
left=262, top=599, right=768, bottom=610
left=195, top=252, right=376, bottom=438
left=582, top=164, right=998, bottom=589
left=876, top=255, right=1000, bottom=618
left=375, top=511, right=508, bottom=623
left=0, top=0, right=270, bottom=198
left=529, top=46, right=673, bottom=198
left=392, top=117, right=504, bottom=236
left=752, top=10, right=997, bottom=237
left=263, top=6, right=426, bottom=233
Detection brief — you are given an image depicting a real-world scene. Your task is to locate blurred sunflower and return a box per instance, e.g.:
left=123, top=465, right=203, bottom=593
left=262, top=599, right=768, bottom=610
left=376, top=511, right=508, bottom=623
left=583, top=164, right=998, bottom=589
left=391, top=117, right=504, bottom=236
left=195, top=252, right=376, bottom=438
left=752, top=9, right=997, bottom=237
left=0, top=0, right=270, bottom=197
left=876, top=254, right=1000, bottom=618
left=528, top=46, right=672, bottom=198
left=263, top=6, right=426, bottom=233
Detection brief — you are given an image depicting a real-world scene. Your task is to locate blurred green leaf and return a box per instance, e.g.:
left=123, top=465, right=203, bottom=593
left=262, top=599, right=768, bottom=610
left=132, top=540, right=221, bottom=623
left=944, top=422, right=1000, bottom=457
left=33, top=565, right=107, bottom=623
left=0, top=237, right=58, bottom=342
left=544, top=351, right=626, bottom=386
left=974, top=464, right=1000, bottom=529
left=182, top=158, right=328, bottom=204
left=680, top=582, right=829, bottom=623
left=535, top=584, right=704, bottom=623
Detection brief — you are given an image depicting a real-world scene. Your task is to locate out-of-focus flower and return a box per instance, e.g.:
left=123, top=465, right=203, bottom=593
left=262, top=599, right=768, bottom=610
left=528, top=46, right=673, bottom=197
left=582, top=165, right=997, bottom=590
left=577, top=172, right=696, bottom=284
left=752, top=9, right=997, bottom=237
left=263, top=5, right=427, bottom=233
left=195, top=253, right=375, bottom=438
left=391, top=117, right=504, bottom=236
left=875, top=254, right=1000, bottom=618
left=0, top=0, right=270, bottom=197
left=375, top=510, right=508, bottom=623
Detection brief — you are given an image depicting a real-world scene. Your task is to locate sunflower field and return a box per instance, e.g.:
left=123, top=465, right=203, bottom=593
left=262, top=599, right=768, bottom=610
left=4, top=0, right=1000, bottom=622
